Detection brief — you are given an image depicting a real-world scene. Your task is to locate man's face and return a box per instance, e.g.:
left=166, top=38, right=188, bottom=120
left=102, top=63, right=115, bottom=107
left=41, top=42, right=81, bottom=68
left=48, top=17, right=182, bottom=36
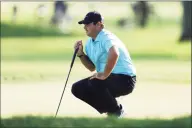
left=84, top=23, right=97, bottom=37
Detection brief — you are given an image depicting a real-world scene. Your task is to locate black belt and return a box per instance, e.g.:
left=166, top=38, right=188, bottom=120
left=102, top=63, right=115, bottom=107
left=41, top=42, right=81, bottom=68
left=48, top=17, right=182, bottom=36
left=111, top=73, right=136, bottom=78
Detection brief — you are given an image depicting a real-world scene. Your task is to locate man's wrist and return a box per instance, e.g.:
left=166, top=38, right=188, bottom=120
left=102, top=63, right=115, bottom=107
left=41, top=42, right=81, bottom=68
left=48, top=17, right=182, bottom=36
left=77, top=54, right=84, bottom=58
left=77, top=53, right=85, bottom=58
left=103, top=72, right=110, bottom=78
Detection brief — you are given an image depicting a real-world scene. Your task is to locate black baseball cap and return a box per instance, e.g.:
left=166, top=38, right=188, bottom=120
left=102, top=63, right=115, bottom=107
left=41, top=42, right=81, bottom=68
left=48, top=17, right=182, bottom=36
left=78, top=11, right=103, bottom=25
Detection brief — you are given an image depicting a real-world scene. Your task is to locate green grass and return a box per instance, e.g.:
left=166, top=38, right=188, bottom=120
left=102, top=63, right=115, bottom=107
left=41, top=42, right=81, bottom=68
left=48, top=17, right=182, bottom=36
left=1, top=2, right=191, bottom=127
left=1, top=115, right=191, bottom=128
left=1, top=24, right=191, bottom=61
left=0, top=23, right=77, bottom=37
left=1, top=2, right=191, bottom=84
left=1, top=60, right=190, bottom=84
left=1, top=2, right=190, bottom=61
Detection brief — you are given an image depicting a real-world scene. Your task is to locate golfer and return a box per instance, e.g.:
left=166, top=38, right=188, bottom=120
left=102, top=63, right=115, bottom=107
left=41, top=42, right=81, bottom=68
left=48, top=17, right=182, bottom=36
left=71, top=11, right=136, bottom=117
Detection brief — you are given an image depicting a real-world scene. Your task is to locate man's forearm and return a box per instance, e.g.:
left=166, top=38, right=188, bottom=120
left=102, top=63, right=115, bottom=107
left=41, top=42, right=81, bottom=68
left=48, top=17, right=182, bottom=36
left=79, top=55, right=95, bottom=72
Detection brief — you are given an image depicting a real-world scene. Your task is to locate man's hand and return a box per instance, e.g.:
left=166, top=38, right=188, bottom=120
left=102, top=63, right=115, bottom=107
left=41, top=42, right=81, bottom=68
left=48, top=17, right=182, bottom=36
left=90, top=72, right=109, bottom=80
left=74, top=40, right=85, bottom=56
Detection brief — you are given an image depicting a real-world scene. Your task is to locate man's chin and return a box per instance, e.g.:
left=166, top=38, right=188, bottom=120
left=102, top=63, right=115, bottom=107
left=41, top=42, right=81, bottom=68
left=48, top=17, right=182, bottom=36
left=86, top=32, right=90, bottom=36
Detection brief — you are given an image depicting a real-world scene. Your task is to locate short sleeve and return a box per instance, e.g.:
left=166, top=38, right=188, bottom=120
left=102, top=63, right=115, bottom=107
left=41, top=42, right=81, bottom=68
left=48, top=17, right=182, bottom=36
left=103, top=39, right=116, bottom=52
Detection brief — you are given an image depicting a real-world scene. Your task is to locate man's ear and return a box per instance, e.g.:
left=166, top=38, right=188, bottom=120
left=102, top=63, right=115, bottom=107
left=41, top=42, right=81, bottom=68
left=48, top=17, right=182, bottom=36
left=96, top=22, right=101, bottom=27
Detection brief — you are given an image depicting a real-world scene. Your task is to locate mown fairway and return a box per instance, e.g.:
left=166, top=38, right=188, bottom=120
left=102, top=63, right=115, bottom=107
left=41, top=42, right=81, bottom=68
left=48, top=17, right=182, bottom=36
left=1, top=2, right=191, bottom=128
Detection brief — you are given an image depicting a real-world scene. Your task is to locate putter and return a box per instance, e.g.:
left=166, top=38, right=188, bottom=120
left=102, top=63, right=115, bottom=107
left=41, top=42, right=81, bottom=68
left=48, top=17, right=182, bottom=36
left=55, top=48, right=79, bottom=118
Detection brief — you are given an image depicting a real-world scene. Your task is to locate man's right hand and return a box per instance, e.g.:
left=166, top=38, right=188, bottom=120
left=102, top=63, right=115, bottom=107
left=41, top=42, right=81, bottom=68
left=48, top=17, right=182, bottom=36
left=74, top=40, right=84, bottom=56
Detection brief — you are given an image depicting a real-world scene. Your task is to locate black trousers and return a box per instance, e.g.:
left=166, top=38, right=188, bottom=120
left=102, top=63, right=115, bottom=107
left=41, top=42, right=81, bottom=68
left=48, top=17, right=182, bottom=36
left=71, top=73, right=136, bottom=114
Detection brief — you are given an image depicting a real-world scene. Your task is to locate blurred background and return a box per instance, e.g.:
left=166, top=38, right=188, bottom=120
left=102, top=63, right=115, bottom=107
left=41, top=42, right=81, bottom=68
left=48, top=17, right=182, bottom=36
left=1, top=1, right=191, bottom=127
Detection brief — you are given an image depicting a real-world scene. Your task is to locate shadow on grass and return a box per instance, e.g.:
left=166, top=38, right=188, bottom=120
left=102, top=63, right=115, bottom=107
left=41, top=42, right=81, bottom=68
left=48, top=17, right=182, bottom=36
left=0, top=23, right=81, bottom=38
left=1, top=115, right=191, bottom=128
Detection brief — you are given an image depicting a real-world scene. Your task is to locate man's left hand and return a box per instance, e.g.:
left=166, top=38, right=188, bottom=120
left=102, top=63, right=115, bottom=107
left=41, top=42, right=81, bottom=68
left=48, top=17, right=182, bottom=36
left=90, top=72, right=109, bottom=80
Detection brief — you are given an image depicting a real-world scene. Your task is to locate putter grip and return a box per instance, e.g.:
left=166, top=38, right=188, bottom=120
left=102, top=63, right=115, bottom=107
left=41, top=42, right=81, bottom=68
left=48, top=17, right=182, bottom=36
left=70, top=48, right=79, bottom=68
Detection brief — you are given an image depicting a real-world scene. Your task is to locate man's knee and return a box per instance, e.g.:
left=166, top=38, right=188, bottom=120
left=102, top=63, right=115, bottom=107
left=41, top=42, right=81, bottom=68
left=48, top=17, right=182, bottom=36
left=71, top=80, right=89, bottom=97
left=71, top=82, right=80, bottom=96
